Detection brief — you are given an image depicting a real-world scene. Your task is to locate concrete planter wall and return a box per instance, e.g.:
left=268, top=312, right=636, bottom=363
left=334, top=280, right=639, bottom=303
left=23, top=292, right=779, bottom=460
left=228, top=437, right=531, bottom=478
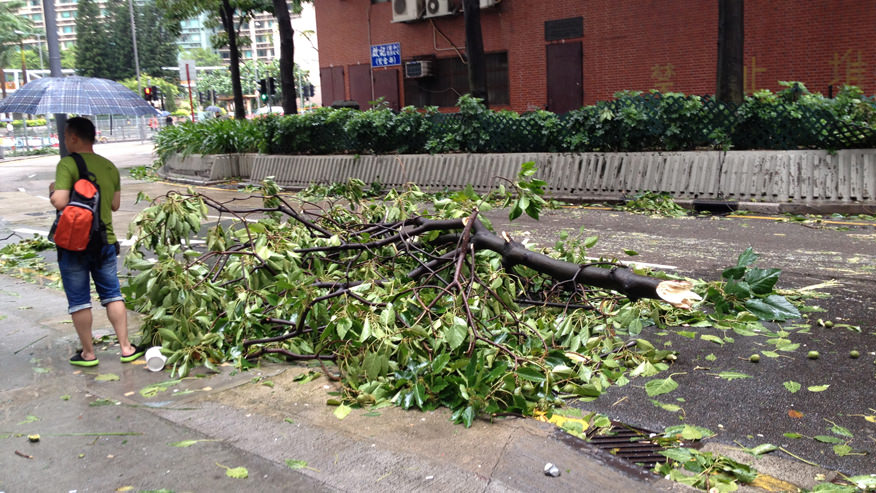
left=158, top=149, right=876, bottom=206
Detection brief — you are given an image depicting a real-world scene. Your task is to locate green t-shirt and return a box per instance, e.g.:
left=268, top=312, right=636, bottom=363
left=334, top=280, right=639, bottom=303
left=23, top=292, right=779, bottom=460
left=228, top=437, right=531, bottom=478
left=54, top=152, right=121, bottom=244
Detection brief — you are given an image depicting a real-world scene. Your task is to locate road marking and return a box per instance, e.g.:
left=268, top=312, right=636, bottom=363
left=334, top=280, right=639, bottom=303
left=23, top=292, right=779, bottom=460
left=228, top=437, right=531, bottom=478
left=585, top=257, right=677, bottom=271
left=13, top=228, right=48, bottom=237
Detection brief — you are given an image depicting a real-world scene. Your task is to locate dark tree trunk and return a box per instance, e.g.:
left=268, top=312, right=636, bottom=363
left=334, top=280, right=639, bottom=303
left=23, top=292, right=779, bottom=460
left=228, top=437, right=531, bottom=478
left=220, top=0, right=246, bottom=119
left=716, top=0, right=744, bottom=104
left=462, top=0, right=488, bottom=106
left=0, top=70, right=6, bottom=99
left=273, top=0, right=298, bottom=115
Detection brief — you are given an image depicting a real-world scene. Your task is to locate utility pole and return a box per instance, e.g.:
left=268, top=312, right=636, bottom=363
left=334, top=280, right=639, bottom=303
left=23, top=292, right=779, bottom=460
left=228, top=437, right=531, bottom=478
left=129, top=0, right=146, bottom=141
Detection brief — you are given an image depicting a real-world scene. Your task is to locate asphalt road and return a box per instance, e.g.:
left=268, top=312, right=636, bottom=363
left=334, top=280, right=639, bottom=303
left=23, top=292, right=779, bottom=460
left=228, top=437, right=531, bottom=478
left=1, top=142, right=874, bottom=491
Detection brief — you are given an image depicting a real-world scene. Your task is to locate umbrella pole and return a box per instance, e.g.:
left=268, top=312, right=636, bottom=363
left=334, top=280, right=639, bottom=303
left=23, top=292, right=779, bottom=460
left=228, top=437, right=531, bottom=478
left=23, top=115, right=31, bottom=153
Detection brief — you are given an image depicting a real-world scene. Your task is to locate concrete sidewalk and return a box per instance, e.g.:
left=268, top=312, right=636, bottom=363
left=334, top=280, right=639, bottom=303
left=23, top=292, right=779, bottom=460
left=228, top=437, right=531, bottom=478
left=0, top=274, right=678, bottom=493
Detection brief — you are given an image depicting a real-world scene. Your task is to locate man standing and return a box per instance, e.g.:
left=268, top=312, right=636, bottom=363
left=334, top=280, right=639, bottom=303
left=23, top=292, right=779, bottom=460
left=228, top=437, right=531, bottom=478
left=49, top=117, right=143, bottom=367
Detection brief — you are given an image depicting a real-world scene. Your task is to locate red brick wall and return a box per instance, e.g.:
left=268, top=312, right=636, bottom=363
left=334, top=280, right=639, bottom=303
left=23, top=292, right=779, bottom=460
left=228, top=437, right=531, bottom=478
left=315, top=0, right=876, bottom=111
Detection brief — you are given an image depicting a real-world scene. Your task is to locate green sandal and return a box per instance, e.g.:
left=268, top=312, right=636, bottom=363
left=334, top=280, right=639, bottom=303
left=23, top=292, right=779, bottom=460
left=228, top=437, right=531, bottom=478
left=70, top=352, right=99, bottom=367
left=120, top=345, right=146, bottom=363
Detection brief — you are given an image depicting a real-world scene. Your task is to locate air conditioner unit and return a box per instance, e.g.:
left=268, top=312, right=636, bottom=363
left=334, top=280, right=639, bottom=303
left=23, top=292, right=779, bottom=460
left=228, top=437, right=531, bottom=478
left=405, top=60, right=434, bottom=78
left=392, top=0, right=425, bottom=23
left=424, top=0, right=457, bottom=18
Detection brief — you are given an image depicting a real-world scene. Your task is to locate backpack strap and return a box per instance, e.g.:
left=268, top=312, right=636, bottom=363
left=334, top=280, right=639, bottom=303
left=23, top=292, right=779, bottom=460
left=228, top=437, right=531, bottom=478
left=69, top=152, right=96, bottom=182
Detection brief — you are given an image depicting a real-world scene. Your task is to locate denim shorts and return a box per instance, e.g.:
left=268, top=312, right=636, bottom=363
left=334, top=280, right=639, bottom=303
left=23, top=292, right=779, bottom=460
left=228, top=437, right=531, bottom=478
left=58, top=243, right=124, bottom=314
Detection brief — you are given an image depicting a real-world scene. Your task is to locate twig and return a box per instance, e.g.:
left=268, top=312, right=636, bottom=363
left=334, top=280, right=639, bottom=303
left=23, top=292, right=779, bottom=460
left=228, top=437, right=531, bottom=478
left=13, top=335, right=48, bottom=354
left=778, top=446, right=818, bottom=466
left=15, top=450, right=33, bottom=459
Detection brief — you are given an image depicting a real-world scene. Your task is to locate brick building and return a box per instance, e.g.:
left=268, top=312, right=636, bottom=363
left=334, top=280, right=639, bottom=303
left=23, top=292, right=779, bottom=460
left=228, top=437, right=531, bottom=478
left=314, top=0, right=875, bottom=113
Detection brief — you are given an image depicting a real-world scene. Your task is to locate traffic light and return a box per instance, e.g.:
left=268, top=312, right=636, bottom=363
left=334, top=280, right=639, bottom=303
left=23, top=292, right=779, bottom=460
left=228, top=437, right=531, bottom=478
left=267, top=77, right=276, bottom=95
left=257, top=79, right=268, bottom=103
left=151, top=86, right=160, bottom=99
left=143, top=86, right=153, bottom=101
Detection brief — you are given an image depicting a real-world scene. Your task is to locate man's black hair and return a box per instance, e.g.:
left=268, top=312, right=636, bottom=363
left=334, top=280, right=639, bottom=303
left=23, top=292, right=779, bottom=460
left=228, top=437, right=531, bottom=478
left=66, top=116, right=96, bottom=143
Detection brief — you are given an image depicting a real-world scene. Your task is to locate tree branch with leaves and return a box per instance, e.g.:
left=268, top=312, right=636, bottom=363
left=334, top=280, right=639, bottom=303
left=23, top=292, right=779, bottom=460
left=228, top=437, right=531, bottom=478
left=124, top=165, right=806, bottom=426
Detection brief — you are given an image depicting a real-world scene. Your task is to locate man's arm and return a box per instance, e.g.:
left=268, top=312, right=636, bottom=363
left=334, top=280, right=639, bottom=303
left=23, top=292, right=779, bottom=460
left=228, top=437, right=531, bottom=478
left=112, top=191, right=121, bottom=212
left=49, top=182, right=69, bottom=210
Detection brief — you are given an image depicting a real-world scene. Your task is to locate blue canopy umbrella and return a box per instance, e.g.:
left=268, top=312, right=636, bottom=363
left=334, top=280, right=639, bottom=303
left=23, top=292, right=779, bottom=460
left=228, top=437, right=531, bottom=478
left=0, top=76, right=159, bottom=116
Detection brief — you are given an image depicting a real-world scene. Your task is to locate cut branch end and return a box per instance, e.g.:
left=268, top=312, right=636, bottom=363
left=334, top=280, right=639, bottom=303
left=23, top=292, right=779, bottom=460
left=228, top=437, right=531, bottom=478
left=655, top=280, right=702, bottom=309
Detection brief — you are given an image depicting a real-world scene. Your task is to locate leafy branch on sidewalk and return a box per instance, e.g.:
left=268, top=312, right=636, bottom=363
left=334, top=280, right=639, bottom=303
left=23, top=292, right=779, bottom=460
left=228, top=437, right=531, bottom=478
left=122, top=164, right=810, bottom=426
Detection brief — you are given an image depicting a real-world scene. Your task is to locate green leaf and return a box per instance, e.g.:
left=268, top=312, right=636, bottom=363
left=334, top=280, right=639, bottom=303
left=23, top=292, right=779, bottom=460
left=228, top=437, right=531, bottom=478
left=89, top=398, right=117, bottom=407
left=745, top=268, right=781, bottom=294
left=460, top=405, right=475, bottom=428
left=170, top=440, right=201, bottom=448
left=849, top=475, right=876, bottom=489
left=623, top=249, right=638, bottom=256
left=716, top=371, right=750, bottom=381
left=664, top=424, right=715, bottom=440
left=333, top=404, right=352, bottom=420
left=645, top=376, right=678, bottom=397
left=651, top=399, right=681, bottom=412
left=736, top=247, right=758, bottom=268
left=830, top=423, right=853, bottom=438
left=286, top=459, right=308, bottom=469
left=517, top=365, right=547, bottom=383
left=808, top=384, right=830, bottom=392
left=783, top=381, right=801, bottom=393
left=701, top=334, right=725, bottom=345
left=225, top=466, right=248, bottom=479
left=444, top=317, right=468, bottom=350
left=724, top=280, right=752, bottom=298
left=431, top=353, right=451, bottom=373
left=745, top=295, right=801, bottom=321
left=94, top=373, right=120, bottom=382
left=832, top=444, right=853, bottom=456
left=814, top=435, right=844, bottom=444
left=660, top=447, right=694, bottom=463
left=761, top=350, right=780, bottom=358
left=783, top=432, right=802, bottom=439
left=746, top=443, right=778, bottom=457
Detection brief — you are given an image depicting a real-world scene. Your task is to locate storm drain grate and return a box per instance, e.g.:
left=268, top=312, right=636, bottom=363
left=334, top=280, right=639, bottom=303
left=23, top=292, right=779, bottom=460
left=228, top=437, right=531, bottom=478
left=584, top=421, right=688, bottom=467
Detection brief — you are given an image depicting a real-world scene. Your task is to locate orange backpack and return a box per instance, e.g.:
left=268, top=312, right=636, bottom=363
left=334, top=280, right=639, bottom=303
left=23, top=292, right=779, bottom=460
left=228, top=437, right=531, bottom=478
left=49, top=153, right=106, bottom=252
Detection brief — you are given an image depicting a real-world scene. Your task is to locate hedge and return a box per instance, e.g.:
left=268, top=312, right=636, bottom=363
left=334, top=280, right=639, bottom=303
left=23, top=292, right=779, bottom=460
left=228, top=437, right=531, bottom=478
left=155, top=83, right=876, bottom=164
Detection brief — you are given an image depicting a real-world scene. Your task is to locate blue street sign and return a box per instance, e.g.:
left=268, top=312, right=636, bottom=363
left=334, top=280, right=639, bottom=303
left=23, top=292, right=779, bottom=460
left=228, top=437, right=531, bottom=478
left=371, top=42, right=401, bottom=68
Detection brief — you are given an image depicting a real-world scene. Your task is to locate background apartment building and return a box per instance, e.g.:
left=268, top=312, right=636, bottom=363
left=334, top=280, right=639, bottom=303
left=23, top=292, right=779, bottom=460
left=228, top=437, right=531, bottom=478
left=2, top=0, right=320, bottom=100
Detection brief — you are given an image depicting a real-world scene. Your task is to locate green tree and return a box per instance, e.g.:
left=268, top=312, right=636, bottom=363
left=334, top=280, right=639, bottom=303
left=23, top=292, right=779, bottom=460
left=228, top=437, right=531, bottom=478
left=60, top=46, right=77, bottom=70
left=159, top=0, right=272, bottom=119
left=104, top=0, right=136, bottom=80
left=0, top=0, right=33, bottom=98
left=19, top=48, right=42, bottom=71
left=119, top=74, right=180, bottom=112
left=181, top=47, right=223, bottom=67
left=137, top=0, right=181, bottom=76
left=75, top=0, right=112, bottom=77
